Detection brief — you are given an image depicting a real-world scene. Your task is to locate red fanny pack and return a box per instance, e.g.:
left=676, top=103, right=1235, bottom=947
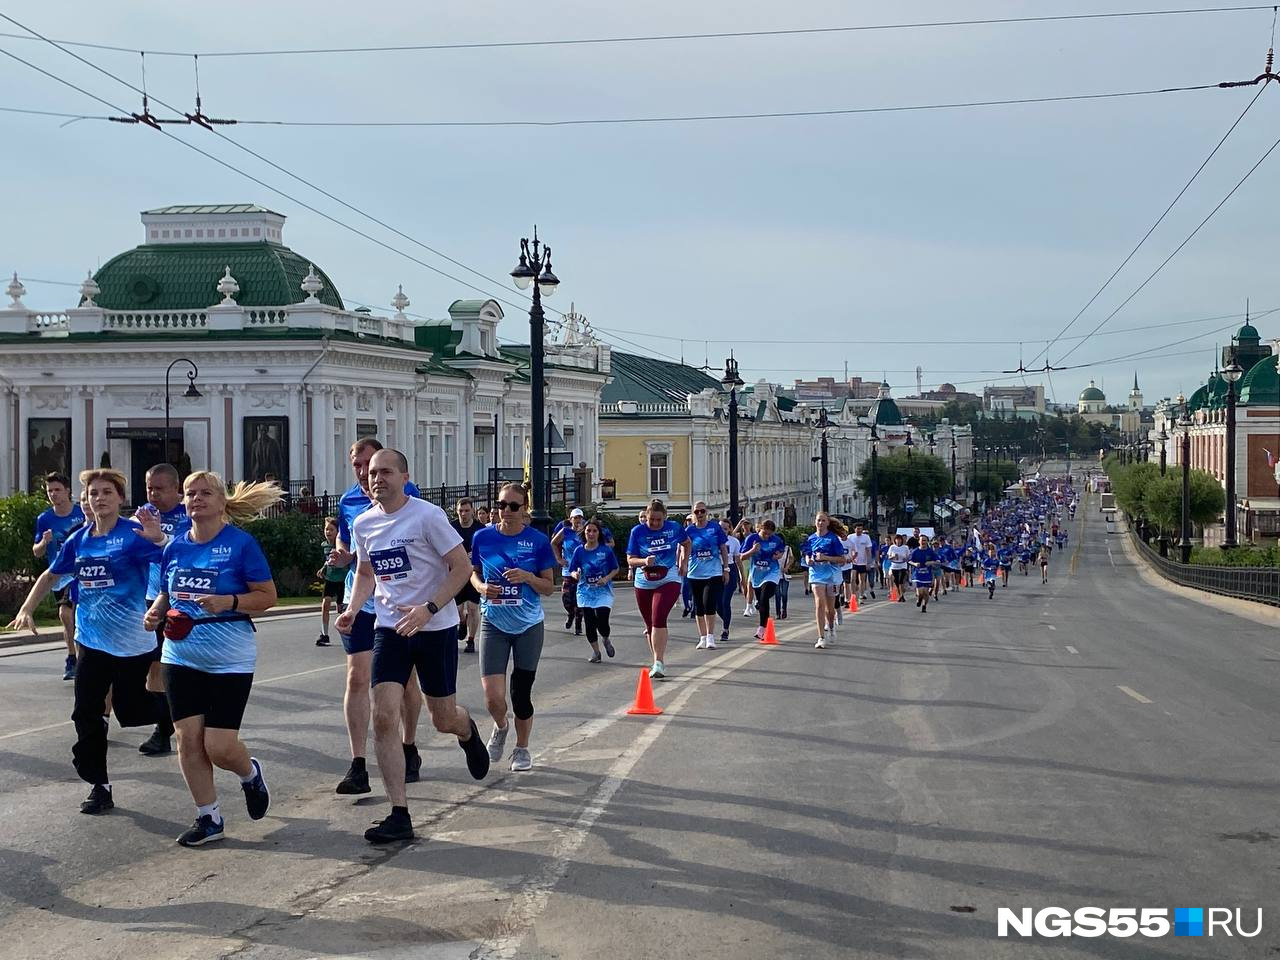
left=164, top=608, right=253, bottom=641
left=642, top=565, right=669, bottom=581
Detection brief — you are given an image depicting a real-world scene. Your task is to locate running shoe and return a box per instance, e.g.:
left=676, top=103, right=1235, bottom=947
left=241, top=757, right=270, bottom=820
left=315, top=633, right=331, bottom=647
left=695, top=637, right=707, bottom=650
left=719, top=630, right=729, bottom=643
left=603, top=638, right=615, bottom=658
left=814, top=636, right=827, bottom=649
left=336, top=763, right=371, bottom=795
left=778, top=611, right=788, bottom=620
left=754, top=626, right=765, bottom=641
left=79, top=784, right=113, bottom=815
left=365, top=809, right=414, bottom=844
left=62, top=655, right=76, bottom=680
left=177, top=814, right=225, bottom=847
left=564, top=614, right=575, bottom=629
left=487, top=723, right=510, bottom=762
left=459, top=718, right=490, bottom=780
left=649, top=660, right=667, bottom=681
left=743, top=603, right=755, bottom=617
left=589, top=651, right=602, bottom=664
left=835, top=609, right=843, bottom=625
left=404, top=745, right=421, bottom=784
left=705, top=636, right=717, bottom=650
left=574, top=618, right=583, bottom=637
left=869, top=590, right=876, bottom=600
left=463, top=638, right=476, bottom=654
left=510, top=747, right=533, bottom=772
left=138, top=729, right=172, bottom=755
left=682, top=607, right=692, bottom=618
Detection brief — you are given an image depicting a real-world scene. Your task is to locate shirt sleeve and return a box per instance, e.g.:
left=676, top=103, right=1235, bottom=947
left=830, top=537, right=847, bottom=556
left=604, top=549, right=619, bottom=573
left=423, top=504, right=464, bottom=557
left=535, top=536, right=557, bottom=572
left=239, top=532, right=274, bottom=583
left=626, top=526, right=643, bottom=557
left=33, top=513, right=48, bottom=544
left=567, top=546, right=582, bottom=576
left=336, top=507, right=352, bottom=548
left=48, top=530, right=78, bottom=576
left=130, top=525, right=165, bottom=564
left=470, top=531, right=485, bottom=569
left=352, top=516, right=370, bottom=563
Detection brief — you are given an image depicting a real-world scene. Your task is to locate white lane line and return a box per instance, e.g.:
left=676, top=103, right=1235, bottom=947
left=1065, top=645, right=1079, bottom=655
left=256, top=663, right=345, bottom=685
left=1046, top=624, right=1057, bottom=631
left=1117, top=685, right=1153, bottom=704
left=476, top=639, right=769, bottom=960
left=0, top=719, right=76, bottom=742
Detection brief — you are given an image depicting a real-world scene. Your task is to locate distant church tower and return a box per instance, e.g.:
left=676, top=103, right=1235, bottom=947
left=1127, top=373, right=1143, bottom=412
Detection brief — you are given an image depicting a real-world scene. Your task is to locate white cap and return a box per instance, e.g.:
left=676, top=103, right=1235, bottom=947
left=570, top=507, right=585, bottom=518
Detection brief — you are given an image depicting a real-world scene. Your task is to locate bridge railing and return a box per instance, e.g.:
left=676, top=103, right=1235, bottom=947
left=1128, top=529, right=1280, bottom=607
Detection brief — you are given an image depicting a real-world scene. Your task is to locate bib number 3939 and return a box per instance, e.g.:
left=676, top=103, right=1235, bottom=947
left=370, top=547, right=412, bottom=582
left=173, top=567, right=219, bottom=601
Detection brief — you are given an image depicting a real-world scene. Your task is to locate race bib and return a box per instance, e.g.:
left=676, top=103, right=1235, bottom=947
left=586, top=574, right=605, bottom=586
left=173, top=566, right=219, bottom=600
left=753, top=557, right=772, bottom=570
left=370, top=547, right=411, bottom=582
left=695, top=548, right=713, bottom=560
left=77, top=559, right=115, bottom=590
left=491, top=581, right=524, bottom=605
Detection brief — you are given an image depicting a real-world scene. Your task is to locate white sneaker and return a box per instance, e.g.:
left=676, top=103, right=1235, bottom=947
left=695, top=637, right=707, bottom=650
left=743, top=603, right=756, bottom=616
left=814, top=635, right=827, bottom=649
left=487, top=723, right=510, bottom=763
left=705, top=636, right=717, bottom=649
left=835, top=609, right=844, bottom=625
left=510, top=747, right=532, bottom=772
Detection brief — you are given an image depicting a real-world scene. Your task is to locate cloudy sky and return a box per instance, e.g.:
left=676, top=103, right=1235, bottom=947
left=3, top=1, right=1278, bottom=407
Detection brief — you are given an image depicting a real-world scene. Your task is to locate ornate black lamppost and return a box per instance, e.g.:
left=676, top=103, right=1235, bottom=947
left=1221, top=361, right=1243, bottom=549
left=1177, top=395, right=1193, bottom=564
left=722, top=356, right=744, bottom=524
left=164, top=358, right=201, bottom=468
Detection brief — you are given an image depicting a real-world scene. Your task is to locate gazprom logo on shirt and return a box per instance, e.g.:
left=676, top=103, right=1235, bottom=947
left=390, top=537, right=416, bottom=547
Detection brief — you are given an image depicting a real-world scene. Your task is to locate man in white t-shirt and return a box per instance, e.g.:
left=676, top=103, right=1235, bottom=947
left=887, top=534, right=911, bottom=602
left=338, top=448, right=490, bottom=844
left=848, top=524, right=876, bottom=600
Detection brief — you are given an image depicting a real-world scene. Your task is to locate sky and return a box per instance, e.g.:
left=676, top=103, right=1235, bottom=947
left=3, top=1, right=1280, bottom=408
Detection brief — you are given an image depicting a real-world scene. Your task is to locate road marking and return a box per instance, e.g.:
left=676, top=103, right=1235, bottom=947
left=1117, top=685, right=1153, bottom=704
left=1065, top=645, right=1079, bottom=655
left=256, top=663, right=345, bottom=685
left=0, top=719, right=77, bottom=742
left=1046, top=624, right=1057, bottom=631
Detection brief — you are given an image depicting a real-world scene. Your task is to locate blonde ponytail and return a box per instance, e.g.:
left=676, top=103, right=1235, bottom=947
left=184, top=471, right=283, bottom=524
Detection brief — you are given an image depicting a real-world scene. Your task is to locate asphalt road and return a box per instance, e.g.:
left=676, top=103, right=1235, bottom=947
left=0, top=475, right=1276, bottom=959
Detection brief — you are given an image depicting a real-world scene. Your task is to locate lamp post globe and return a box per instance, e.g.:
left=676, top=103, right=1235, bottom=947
left=722, top=357, right=744, bottom=525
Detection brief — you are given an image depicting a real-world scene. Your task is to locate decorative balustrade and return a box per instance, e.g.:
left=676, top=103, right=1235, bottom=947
left=245, top=309, right=288, bottom=327
left=29, top=312, right=69, bottom=334
left=102, top=310, right=208, bottom=331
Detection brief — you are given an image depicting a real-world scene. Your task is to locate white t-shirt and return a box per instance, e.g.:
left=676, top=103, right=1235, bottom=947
left=725, top=535, right=742, bottom=562
left=849, top=533, right=874, bottom=566
left=840, top=535, right=857, bottom=571
left=352, top=496, right=464, bottom=631
left=888, top=544, right=912, bottom=570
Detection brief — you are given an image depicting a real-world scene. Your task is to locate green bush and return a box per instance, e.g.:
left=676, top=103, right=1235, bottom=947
left=242, top=511, right=327, bottom=597
left=0, top=493, right=49, bottom=576
left=1187, top=545, right=1280, bottom=567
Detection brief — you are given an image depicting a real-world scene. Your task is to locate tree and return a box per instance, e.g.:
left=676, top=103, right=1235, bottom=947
left=1111, top=462, right=1159, bottom=519
left=854, top=452, right=951, bottom=523
left=1142, top=470, right=1225, bottom=535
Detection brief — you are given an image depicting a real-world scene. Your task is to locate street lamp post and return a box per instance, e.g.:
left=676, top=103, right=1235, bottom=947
left=869, top=424, right=880, bottom=536
left=927, top=433, right=937, bottom=524
left=1177, top=396, right=1193, bottom=564
left=950, top=435, right=958, bottom=500
left=164, top=358, right=201, bottom=469
left=971, top=444, right=979, bottom=514
left=510, top=228, right=560, bottom=534
left=1221, top=361, right=1243, bottom=549
left=814, top=408, right=831, bottom=512
left=1157, top=426, right=1168, bottom=476
left=722, top=357, right=744, bottom=525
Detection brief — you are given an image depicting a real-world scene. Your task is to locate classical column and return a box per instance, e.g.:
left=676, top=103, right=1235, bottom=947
left=16, top=386, right=30, bottom=492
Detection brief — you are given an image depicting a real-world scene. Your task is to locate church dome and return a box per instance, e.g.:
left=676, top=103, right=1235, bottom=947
left=1079, top=383, right=1105, bottom=402
left=1236, top=321, right=1261, bottom=343
left=1238, top=353, right=1278, bottom=406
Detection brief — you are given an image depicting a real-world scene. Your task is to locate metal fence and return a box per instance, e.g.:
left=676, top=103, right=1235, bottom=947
left=1129, top=530, right=1280, bottom=607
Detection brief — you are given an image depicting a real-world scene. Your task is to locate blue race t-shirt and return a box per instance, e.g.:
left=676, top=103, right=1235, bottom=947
left=161, top=524, right=273, bottom=674
left=803, top=531, right=846, bottom=586
left=146, top=503, right=191, bottom=599
left=337, top=480, right=421, bottom=615
left=471, top=525, right=556, bottom=633
left=568, top=543, right=619, bottom=609
left=747, top=534, right=787, bottom=588
left=683, top=522, right=728, bottom=580
left=909, top=547, right=936, bottom=583
left=556, top=525, right=584, bottom=575
left=49, top=518, right=163, bottom=657
left=626, top=521, right=688, bottom=589
left=35, top=504, right=85, bottom=591
left=982, top=555, right=1000, bottom=579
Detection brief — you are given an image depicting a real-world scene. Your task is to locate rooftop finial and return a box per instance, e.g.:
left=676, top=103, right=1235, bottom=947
left=300, top=264, right=323, bottom=303
left=80, top=270, right=100, bottom=307
left=6, top=272, right=26, bottom=308
left=391, top=284, right=410, bottom=317
left=217, top=265, right=240, bottom=305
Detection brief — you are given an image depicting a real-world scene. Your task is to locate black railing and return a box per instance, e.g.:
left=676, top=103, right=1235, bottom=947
left=1129, top=529, right=1280, bottom=607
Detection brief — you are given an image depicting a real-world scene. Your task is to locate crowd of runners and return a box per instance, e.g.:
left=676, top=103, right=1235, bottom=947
left=6, top=438, right=1076, bottom=848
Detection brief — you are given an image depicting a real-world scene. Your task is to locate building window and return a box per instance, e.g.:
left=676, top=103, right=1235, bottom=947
left=219, top=228, right=226, bottom=237
left=184, top=229, right=192, bottom=238
left=161, top=230, right=169, bottom=238
left=253, top=227, right=261, bottom=236
left=649, top=452, right=669, bottom=494
left=231, top=228, right=239, bottom=237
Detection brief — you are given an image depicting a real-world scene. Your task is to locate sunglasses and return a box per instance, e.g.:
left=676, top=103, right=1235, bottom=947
left=496, top=500, right=525, bottom=512
left=693, top=508, right=707, bottom=515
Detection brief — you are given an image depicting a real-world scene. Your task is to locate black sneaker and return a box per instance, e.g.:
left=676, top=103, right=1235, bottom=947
left=316, top=633, right=331, bottom=647
left=138, top=729, right=171, bottom=756
left=404, top=745, right=421, bottom=784
left=365, top=809, right=413, bottom=844
left=459, top=718, right=490, bottom=780
left=80, top=784, right=113, bottom=815
left=565, top=614, right=575, bottom=629
left=241, top=757, right=270, bottom=820
left=463, top=638, right=476, bottom=654
left=574, top=619, right=583, bottom=636
left=336, top=763, right=371, bottom=795
left=63, top=655, right=76, bottom=680
left=177, top=814, right=225, bottom=847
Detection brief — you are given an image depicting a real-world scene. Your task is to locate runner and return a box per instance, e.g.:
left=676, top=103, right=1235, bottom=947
left=1039, top=540, right=1051, bottom=584
left=567, top=517, right=619, bottom=662
left=878, top=535, right=893, bottom=594
left=330, top=439, right=424, bottom=795
left=137, top=463, right=187, bottom=756
left=738, top=519, right=786, bottom=641
left=451, top=498, right=483, bottom=654
left=680, top=500, right=730, bottom=651
left=316, top=515, right=346, bottom=647
left=997, top=539, right=1014, bottom=587
left=887, top=534, right=911, bottom=601
left=717, top=518, right=742, bottom=643
left=550, top=508, right=586, bottom=636
left=848, top=524, right=876, bottom=601
left=142, top=472, right=280, bottom=846
left=736, top=519, right=757, bottom=615
left=626, top=499, right=689, bottom=680
left=32, top=472, right=85, bottom=680
left=802, top=512, right=847, bottom=649
left=1017, top=541, right=1032, bottom=577
left=471, top=482, right=557, bottom=772
left=774, top=540, right=792, bottom=621
left=338, top=449, right=489, bottom=843
left=8, top=468, right=172, bottom=815
left=982, top=544, right=1001, bottom=599
left=909, top=537, right=937, bottom=613
left=475, top=504, right=491, bottom=526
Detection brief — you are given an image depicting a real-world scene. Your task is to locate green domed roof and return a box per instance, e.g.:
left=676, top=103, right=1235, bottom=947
left=1238, top=353, right=1278, bottom=406
left=868, top=396, right=903, bottom=425
left=1079, top=385, right=1105, bottom=402
left=1237, top=321, right=1261, bottom=342
left=89, top=241, right=344, bottom=311
left=1186, top=382, right=1209, bottom=412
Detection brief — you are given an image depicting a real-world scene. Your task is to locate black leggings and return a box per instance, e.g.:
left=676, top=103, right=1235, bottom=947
left=581, top=607, right=611, bottom=644
left=755, top=581, right=778, bottom=627
left=72, top=644, right=171, bottom=786
left=561, top=578, right=579, bottom=619
left=687, top=577, right=722, bottom=617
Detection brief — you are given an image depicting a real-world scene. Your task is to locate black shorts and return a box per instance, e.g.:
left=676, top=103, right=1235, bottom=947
left=841, top=569, right=853, bottom=584
left=454, top=581, right=480, bottom=605
left=372, top=625, right=459, bottom=698
left=54, top=586, right=74, bottom=607
left=323, top=578, right=345, bottom=601
left=163, top=664, right=254, bottom=729
left=341, top=609, right=376, bottom=655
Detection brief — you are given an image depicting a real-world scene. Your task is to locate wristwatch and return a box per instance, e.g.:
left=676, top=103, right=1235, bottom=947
left=425, top=600, right=439, bottom=615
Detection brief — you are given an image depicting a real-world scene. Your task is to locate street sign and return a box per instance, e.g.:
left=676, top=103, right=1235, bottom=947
left=904, top=498, right=916, bottom=513
left=545, top=451, right=574, bottom=467
left=489, top=467, right=525, bottom=482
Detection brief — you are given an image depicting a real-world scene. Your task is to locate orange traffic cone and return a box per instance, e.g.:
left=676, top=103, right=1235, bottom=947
left=847, top=593, right=859, bottom=613
left=626, top=669, right=662, bottom=716
left=889, top=584, right=898, bottom=602
left=759, top=618, right=779, bottom=645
